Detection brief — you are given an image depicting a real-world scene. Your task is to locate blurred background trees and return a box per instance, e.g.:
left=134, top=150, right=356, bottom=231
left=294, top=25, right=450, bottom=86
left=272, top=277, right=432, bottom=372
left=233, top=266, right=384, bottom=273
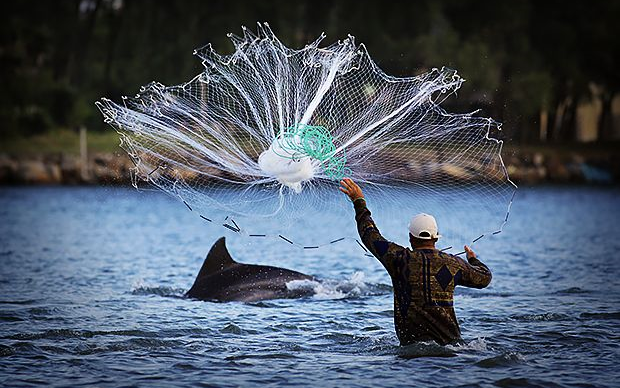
left=2, top=0, right=619, bottom=144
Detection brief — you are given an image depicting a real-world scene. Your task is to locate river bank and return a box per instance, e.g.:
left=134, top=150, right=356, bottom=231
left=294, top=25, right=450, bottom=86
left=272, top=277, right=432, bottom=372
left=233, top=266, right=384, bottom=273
left=0, top=148, right=617, bottom=186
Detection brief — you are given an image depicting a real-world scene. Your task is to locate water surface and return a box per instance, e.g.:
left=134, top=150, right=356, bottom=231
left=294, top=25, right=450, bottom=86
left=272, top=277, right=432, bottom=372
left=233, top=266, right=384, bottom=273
left=1, top=186, right=619, bottom=387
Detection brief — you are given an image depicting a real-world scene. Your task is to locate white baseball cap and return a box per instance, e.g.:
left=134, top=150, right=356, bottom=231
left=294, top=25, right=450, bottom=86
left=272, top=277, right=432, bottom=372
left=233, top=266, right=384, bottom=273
left=408, top=213, right=440, bottom=240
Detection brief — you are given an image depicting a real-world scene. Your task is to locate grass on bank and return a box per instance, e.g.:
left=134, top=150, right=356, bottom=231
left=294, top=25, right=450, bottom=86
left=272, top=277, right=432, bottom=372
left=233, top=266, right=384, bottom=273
left=0, top=129, right=618, bottom=157
left=0, top=129, right=122, bottom=155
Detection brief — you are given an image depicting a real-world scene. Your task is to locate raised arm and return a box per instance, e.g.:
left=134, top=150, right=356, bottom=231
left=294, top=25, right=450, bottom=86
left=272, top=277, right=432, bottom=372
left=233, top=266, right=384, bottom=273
left=455, top=245, right=492, bottom=289
left=339, top=178, right=402, bottom=273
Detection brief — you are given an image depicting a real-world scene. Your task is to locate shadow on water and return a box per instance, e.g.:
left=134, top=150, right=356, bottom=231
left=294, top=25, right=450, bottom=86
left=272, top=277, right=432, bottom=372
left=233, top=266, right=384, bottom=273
left=396, top=341, right=458, bottom=359
left=389, top=335, right=503, bottom=359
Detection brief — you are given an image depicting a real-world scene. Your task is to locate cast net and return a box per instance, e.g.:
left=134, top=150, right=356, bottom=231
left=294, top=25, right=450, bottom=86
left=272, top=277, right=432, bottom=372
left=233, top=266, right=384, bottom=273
left=96, top=23, right=516, bottom=254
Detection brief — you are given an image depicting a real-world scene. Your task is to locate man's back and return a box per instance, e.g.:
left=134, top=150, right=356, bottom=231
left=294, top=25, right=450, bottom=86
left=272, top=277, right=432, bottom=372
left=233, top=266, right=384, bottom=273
left=353, top=198, right=492, bottom=345
left=389, top=248, right=491, bottom=345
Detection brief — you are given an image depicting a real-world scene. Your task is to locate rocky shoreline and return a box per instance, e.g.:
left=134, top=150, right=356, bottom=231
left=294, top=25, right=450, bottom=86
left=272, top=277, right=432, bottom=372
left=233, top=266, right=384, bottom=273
left=0, top=150, right=617, bottom=186
left=0, top=153, right=134, bottom=185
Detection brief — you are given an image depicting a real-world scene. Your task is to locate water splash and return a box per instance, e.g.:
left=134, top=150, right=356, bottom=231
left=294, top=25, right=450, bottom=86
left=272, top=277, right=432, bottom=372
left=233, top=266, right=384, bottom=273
left=286, top=271, right=390, bottom=300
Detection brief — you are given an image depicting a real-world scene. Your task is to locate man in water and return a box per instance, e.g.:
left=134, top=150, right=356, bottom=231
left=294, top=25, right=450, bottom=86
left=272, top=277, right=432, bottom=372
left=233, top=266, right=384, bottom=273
left=339, top=178, right=492, bottom=345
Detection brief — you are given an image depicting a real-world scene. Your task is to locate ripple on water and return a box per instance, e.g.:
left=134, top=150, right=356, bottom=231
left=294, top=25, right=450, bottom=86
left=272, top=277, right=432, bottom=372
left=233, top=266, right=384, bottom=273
left=316, top=332, right=358, bottom=344
left=219, top=323, right=259, bottom=335
left=245, top=301, right=283, bottom=308
left=457, top=290, right=515, bottom=299
left=509, top=312, right=571, bottom=322
left=173, top=362, right=201, bottom=371
left=579, top=312, right=620, bottom=320
left=0, top=314, right=24, bottom=322
left=73, top=338, right=183, bottom=355
left=4, top=329, right=158, bottom=340
left=447, top=337, right=490, bottom=352
left=269, top=323, right=300, bottom=332
left=353, top=309, right=393, bottom=318
left=224, top=352, right=300, bottom=361
left=0, top=344, right=15, bottom=357
left=554, top=287, right=591, bottom=294
left=0, top=299, right=37, bottom=305
left=475, top=352, right=526, bottom=368
left=38, top=345, right=71, bottom=355
left=492, top=377, right=559, bottom=388
left=360, top=325, right=382, bottom=332
left=534, top=330, right=601, bottom=345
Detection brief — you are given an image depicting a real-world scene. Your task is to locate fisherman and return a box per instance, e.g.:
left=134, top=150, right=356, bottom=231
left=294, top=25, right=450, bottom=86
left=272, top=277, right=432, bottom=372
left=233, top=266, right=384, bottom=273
left=339, top=178, right=492, bottom=345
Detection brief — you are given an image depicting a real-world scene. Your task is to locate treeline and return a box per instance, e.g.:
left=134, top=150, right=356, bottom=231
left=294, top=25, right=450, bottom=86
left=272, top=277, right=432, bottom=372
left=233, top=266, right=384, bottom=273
left=2, top=0, right=618, bottom=143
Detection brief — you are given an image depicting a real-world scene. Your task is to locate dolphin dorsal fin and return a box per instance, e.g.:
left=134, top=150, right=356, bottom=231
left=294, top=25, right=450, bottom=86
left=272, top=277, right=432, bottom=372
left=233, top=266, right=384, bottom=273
left=196, top=237, right=237, bottom=278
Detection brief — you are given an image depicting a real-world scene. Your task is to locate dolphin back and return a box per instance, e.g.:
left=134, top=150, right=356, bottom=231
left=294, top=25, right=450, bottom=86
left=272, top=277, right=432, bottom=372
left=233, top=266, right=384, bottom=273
left=186, top=237, right=237, bottom=299
left=195, top=237, right=236, bottom=278
left=185, top=237, right=315, bottom=302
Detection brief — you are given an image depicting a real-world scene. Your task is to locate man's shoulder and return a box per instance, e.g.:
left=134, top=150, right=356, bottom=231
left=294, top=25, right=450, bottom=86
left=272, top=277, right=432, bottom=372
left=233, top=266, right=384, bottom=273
left=437, top=251, right=469, bottom=268
left=411, top=249, right=463, bottom=263
left=407, top=248, right=443, bottom=260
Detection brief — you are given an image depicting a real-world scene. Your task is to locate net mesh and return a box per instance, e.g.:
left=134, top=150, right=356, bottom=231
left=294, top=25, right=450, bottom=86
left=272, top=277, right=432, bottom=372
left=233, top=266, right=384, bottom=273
left=96, top=23, right=517, bottom=254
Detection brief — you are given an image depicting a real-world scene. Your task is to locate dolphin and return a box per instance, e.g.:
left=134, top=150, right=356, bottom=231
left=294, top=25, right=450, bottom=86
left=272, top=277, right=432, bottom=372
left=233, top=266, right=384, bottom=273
left=185, top=237, right=316, bottom=302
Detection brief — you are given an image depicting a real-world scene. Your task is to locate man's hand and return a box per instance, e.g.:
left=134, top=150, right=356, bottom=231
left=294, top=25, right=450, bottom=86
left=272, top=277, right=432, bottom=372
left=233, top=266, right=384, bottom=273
left=339, top=178, right=364, bottom=202
left=464, top=245, right=476, bottom=260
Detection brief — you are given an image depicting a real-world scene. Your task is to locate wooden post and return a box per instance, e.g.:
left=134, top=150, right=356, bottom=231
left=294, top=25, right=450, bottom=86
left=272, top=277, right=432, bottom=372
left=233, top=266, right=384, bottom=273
left=80, top=126, right=89, bottom=181
left=539, top=107, right=548, bottom=142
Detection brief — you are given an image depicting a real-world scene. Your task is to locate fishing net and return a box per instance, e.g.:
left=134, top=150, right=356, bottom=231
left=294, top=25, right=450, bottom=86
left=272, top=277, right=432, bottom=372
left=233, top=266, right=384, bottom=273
left=96, top=23, right=516, bottom=254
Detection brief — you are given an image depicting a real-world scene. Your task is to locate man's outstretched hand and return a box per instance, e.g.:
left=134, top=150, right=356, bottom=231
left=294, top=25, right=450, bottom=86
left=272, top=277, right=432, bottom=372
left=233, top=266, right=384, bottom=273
left=464, top=245, right=477, bottom=260
left=339, top=178, right=364, bottom=202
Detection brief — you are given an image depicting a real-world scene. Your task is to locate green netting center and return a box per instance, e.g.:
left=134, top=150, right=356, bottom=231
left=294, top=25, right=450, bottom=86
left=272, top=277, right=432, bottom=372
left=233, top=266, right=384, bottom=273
left=273, top=123, right=351, bottom=180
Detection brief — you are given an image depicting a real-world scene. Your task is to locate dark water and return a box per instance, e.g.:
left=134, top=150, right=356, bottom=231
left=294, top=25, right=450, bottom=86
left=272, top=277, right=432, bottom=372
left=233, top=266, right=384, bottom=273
left=1, top=186, right=619, bottom=388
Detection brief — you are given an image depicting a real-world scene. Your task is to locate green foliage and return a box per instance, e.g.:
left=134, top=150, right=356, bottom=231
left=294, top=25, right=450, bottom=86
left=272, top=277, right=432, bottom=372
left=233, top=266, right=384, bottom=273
left=1, top=0, right=618, bottom=148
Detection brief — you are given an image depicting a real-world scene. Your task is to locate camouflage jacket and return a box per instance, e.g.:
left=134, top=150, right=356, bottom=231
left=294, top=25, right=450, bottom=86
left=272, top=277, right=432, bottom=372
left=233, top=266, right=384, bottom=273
left=354, top=198, right=492, bottom=345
